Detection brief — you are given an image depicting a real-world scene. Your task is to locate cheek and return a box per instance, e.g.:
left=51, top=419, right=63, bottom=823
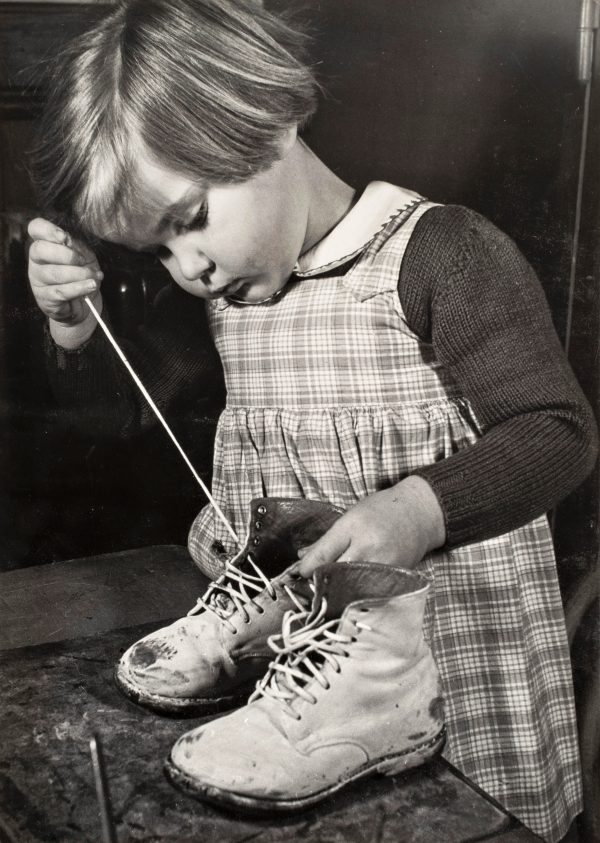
left=220, top=196, right=289, bottom=261
left=241, top=218, right=298, bottom=270
left=208, top=234, right=265, bottom=275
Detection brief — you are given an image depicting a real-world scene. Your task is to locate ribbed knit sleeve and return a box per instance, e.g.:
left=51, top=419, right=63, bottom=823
left=400, top=204, right=598, bottom=547
left=44, top=283, right=224, bottom=438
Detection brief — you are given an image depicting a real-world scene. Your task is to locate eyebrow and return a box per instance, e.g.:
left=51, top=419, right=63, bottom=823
left=155, top=185, right=204, bottom=233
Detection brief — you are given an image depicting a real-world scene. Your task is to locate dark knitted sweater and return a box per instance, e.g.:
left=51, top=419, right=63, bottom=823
left=45, top=205, right=598, bottom=548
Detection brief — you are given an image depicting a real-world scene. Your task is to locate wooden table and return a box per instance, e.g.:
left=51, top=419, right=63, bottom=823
left=0, top=547, right=541, bottom=842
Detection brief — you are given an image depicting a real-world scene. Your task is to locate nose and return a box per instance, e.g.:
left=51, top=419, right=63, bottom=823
left=167, top=239, right=213, bottom=282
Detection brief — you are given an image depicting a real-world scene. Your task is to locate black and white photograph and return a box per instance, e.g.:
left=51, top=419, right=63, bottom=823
left=0, top=1, right=598, bottom=841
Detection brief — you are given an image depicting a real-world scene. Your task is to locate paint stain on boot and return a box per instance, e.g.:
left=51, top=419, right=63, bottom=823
left=130, top=640, right=176, bottom=668
left=428, top=696, right=445, bottom=721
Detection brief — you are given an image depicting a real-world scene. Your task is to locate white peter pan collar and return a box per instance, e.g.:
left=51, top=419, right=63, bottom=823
left=213, top=182, right=423, bottom=310
left=293, top=182, right=423, bottom=277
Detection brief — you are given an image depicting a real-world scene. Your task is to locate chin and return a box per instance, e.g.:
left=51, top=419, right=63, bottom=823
left=236, top=278, right=287, bottom=303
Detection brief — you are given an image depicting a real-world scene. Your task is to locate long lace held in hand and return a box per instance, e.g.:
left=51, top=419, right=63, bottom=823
left=84, top=295, right=240, bottom=547
left=250, top=592, right=372, bottom=719
left=188, top=553, right=308, bottom=632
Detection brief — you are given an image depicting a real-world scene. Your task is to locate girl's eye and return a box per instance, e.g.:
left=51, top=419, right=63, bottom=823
left=179, top=204, right=208, bottom=233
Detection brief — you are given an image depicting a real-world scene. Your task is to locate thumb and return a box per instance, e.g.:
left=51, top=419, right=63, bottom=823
left=293, top=527, right=351, bottom=578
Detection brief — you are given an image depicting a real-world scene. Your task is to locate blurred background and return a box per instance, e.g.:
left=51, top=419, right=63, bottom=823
left=0, top=1, right=598, bottom=836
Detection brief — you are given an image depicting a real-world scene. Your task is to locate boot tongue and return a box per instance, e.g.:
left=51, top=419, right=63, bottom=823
left=208, top=590, right=236, bottom=619
left=311, top=562, right=429, bottom=619
left=204, top=551, right=273, bottom=619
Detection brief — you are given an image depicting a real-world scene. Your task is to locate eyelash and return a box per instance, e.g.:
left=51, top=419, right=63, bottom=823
left=152, top=203, right=208, bottom=260
left=177, top=203, right=208, bottom=233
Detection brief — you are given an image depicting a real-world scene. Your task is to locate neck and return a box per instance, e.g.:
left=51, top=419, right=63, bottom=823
left=297, top=140, right=356, bottom=255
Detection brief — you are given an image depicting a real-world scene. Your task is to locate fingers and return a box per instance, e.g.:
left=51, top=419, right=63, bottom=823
left=27, top=217, right=67, bottom=244
left=30, top=262, right=102, bottom=288
left=36, top=278, right=99, bottom=307
left=293, top=526, right=352, bottom=578
left=27, top=218, right=102, bottom=325
left=29, top=239, right=94, bottom=268
left=29, top=261, right=102, bottom=323
left=36, top=280, right=100, bottom=324
left=28, top=218, right=98, bottom=266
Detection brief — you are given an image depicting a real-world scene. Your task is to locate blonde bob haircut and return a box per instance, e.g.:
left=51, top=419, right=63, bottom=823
left=32, top=0, right=319, bottom=241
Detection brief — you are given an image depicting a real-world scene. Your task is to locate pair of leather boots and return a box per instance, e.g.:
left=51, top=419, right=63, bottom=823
left=116, top=498, right=445, bottom=814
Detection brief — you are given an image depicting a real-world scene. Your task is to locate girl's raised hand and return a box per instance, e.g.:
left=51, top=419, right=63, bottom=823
left=293, top=476, right=446, bottom=577
left=27, top=217, right=103, bottom=327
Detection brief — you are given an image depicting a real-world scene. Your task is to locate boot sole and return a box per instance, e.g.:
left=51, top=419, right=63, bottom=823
left=164, top=728, right=446, bottom=812
left=113, top=666, right=259, bottom=718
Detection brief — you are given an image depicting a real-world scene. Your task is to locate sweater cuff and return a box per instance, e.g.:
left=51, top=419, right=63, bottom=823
left=44, top=318, right=105, bottom=364
left=412, top=462, right=490, bottom=549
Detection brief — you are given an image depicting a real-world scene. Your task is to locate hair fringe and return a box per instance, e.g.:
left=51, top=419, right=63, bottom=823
left=29, top=0, right=320, bottom=243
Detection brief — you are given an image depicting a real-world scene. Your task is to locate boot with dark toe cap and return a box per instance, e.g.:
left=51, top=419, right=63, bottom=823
left=114, top=498, right=344, bottom=716
left=165, top=561, right=445, bottom=811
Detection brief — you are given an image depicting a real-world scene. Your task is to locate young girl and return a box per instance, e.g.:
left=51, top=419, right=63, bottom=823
left=27, top=0, right=597, bottom=839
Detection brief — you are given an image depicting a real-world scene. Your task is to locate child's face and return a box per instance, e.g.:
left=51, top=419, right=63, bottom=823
left=105, top=138, right=309, bottom=304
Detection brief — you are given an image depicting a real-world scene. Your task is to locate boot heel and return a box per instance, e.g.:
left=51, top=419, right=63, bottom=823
left=377, top=729, right=446, bottom=776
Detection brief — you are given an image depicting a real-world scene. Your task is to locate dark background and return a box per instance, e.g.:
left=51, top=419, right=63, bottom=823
left=1, top=0, right=597, bottom=570
left=0, top=1, right=598, bottom=837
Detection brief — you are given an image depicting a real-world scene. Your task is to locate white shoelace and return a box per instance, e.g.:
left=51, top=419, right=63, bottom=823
left=187, top=553, right=307, bottom=632
left=250, top=594, right=372, bottom=719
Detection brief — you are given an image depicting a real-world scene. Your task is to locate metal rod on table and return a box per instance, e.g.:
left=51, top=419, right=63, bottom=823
left=90, top=733, right=118, bottom=843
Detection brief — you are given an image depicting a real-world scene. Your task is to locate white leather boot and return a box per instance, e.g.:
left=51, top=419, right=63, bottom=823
left=115, top=498, right=343, bottom=716
left=165, top=561, right=445, bottom=811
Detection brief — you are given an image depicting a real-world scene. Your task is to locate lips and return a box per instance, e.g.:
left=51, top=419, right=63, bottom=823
left=204, top=278, right=245, bottom=299
left=227, top=279, right=251, bottom=299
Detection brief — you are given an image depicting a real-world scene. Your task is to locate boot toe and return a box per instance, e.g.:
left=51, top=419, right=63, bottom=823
left=116, top=617, right=223, bottom=701
left=169, top=719, right=291, bottom=797
left=168, top=703, right=369, bottom=802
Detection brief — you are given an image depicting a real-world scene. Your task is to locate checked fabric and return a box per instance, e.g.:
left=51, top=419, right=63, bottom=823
left=188, top=184, right=581, bottom=842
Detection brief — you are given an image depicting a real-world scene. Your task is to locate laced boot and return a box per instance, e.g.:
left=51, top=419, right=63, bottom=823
left=114, top=498, right=343, bottom=716
left=165, top=561, right=445, bottom=813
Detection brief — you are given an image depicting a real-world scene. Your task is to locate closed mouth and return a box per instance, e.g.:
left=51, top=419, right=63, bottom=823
left=207, top=278, right=246, bottom=299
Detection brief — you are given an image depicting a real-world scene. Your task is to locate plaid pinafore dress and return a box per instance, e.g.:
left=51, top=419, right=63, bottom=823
left=188, top=190, right=582, bottom=842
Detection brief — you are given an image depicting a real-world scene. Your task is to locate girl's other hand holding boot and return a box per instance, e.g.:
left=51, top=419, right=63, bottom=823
left=294, top=477, right=446, bottom=577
